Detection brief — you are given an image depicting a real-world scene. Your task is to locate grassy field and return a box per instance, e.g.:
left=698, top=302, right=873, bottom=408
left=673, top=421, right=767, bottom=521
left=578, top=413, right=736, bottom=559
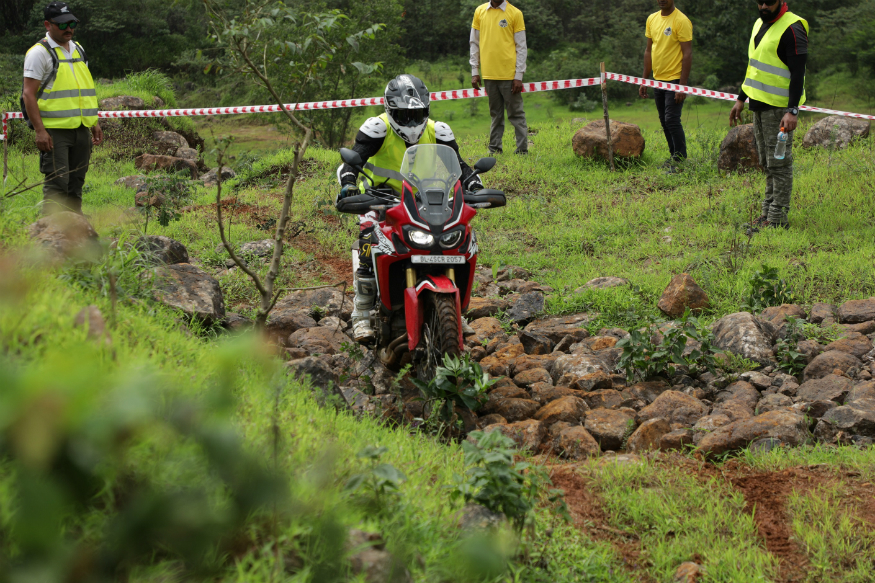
left=2, top=81, right=875, bottom=581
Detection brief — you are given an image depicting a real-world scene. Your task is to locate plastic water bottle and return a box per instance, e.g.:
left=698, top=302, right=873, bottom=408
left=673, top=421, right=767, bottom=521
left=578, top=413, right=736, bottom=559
left=774, top=127, right=788, bottom=160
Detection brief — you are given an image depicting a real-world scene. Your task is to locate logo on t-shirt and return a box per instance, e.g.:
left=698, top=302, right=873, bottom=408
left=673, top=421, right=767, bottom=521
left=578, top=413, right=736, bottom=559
left=663, top=26, right=672, bottom=36
left=499, top=19, right=508, bottom=28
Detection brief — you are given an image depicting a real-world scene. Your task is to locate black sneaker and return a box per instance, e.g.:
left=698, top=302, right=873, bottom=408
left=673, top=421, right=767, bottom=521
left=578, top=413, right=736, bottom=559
left=752, top=215, right=769, bottom=228
left=765, top=221, right=789, bottom=230
left=747, top=220, right=789, bottom=236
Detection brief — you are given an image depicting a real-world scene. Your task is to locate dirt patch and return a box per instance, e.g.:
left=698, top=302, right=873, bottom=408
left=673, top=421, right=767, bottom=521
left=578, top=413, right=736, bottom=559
left=549, top=466, right=654, bottom=581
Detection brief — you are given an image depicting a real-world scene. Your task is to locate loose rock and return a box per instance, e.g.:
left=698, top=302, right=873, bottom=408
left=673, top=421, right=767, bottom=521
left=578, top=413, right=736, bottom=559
left=712, top=312, right=776, bottom=364
left=572, top=120, right=646, bottom=160
left=145, top=263, right=225, bottom=323
left=584, top=408, right=635, bottom=451
left=803, top=350, right=862, bottom=381
left=802, top=116, right=870, bottom=150
left=552, top=426, right=601, bottom=459
left=29, top=212, right=101, bottom=262
left=697, top=410, right=809, bottom=457
left=626, top=418, right=671, bottom=453
left=638, top=391, right=709, bottom=426
left=657, top=273, right=709, bottom=318
left=718, top=124, right=763, bottom=172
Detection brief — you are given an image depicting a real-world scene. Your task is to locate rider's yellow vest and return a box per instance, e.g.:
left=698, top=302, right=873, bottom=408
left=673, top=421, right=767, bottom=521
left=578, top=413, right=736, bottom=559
left=741, top=12, right=808, bottom=108
left=361, top=113, right=436, bottom=193
left=27, top=41, right=98, bottom=129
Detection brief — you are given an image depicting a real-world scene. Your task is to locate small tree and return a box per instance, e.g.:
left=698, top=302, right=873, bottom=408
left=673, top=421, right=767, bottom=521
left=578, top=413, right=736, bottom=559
left=202, top=0, right=382, bottom=329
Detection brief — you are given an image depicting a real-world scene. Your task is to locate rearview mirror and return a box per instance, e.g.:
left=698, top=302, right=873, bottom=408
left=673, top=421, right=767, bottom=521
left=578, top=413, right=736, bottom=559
left=340, top=148, right=364, bottom=169
left=473, top=157, right=496, bottom=173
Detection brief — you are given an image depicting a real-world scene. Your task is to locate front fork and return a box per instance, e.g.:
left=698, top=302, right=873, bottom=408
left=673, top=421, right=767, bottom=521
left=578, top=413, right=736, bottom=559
left=405, top=267, right=457, bottom=287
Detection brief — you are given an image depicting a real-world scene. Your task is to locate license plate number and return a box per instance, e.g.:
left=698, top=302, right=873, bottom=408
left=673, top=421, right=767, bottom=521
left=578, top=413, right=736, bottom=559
left=411, top=255, right=465, bottom=265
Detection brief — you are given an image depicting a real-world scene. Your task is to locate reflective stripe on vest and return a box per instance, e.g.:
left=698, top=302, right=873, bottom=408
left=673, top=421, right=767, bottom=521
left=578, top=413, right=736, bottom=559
left=360, top=113, right=436, bottom=194
left=741, top=12, right=808, bottom=108
left=32, top=43, right=99, bottom=129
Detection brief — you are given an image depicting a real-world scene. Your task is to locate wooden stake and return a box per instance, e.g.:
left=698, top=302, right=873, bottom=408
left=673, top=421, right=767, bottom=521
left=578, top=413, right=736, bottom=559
left=599, top=63, right=615, bottom=172
left=2, top=112, right=8, bottom=191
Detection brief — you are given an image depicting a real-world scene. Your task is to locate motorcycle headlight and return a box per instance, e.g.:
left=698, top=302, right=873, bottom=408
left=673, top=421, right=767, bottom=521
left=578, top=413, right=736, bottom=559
left=409, top=230, right=434, bottom=247
left=439, top=230, right=463, bottom=249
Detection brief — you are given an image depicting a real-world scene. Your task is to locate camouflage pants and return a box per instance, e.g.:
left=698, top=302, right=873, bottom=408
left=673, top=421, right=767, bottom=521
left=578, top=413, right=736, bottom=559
left=753, top=108, right=794, bottom=226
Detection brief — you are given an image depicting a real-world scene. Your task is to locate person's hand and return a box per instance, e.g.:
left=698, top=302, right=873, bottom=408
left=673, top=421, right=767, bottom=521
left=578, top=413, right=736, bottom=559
left=91, top=123, right=103, bottom=146
left=338, top=184, right=355, bottom=201
left=35, top=129, right=53, bottom=152
left=729, top=101, right=745, bottom=127
left=638, top=84, right=648, bottom=99
left=674, top=91, right=687, bottom=104
left=511, top=79, right=523, bottom=94
left=780, top=112, right=798, bottom=133
left=471, top=75, right=481, bottom=91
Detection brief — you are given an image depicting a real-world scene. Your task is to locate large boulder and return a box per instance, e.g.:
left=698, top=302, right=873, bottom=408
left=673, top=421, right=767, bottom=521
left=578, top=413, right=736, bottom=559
left=533, top=396, right=589, bottom=426
left=99, top=95, right=146, bottom=110
left=824, top=332, right=873, bottom=359
left=837, top=298, right=875, bottom=324
left=506, top=292, right=544, bottom=325
left=114, top=175, right=148, bottom=192
left=551, top=426, right=601, bottom=459
left=577, top=277, right=629, bottom=291
left=286, top=356, right=338, bottom=392
left=274, top=287, right=352, bottom=321
left=466, top=297, right=509, bottom=319
left=697, top=410, right=809, bottom=457
left=134, top=154, right=198, bottom=179
left=28, top=212, right=101, bottom=261
left=202, top=166, right=237, bottom=188
left=712, top=312, right=776, bottom=364
left=152, top=131, right=190, bottom=155
left=815, top=404, right=875, bottom=439
left=145, top=263, right=225, bottom=323
left=483, top=419, right=546, bottom=452
left=797, top=375, right=854, bottom=403
left=802, top=116, right=870, bottom=150
left=524, top=314, right=590, bottom=343
left=657, top=273, right=709, bottom=318
left=572, top=120, right=645, bottom=161
left=626, top=418, right=671, bottom=453
left=718, top=124, right=762, bottom=172
left=552, top=353, right=611, bottom=385
left=803, top=350, right=862, bottom=381
left=584, top=408, right=634, bottom=451
left=287, top=326, right=353, bottom=355
left=637, top=391, right=709, bottom=427
left=137, top=235, right=189, bottom=264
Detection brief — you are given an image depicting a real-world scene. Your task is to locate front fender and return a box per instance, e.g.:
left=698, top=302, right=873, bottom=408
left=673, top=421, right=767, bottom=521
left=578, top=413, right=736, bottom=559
left=405, top=275, right=463, bottom=352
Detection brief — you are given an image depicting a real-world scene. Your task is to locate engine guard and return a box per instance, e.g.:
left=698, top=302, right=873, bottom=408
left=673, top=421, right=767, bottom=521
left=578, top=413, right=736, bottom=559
left=405, top=275, right=464, bottom=353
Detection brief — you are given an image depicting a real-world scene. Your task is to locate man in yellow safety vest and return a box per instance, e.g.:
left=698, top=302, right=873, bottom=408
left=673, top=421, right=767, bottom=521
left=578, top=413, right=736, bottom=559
left=729, top=0, right=808, bottom=231
left=335, top=74, right=483, bottom=342
left=22, top=2, right=102, bottom=215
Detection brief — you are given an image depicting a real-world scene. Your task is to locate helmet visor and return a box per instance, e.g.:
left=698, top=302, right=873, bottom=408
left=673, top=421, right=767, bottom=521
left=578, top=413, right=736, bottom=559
left=391, top=106, right=429, bottom=127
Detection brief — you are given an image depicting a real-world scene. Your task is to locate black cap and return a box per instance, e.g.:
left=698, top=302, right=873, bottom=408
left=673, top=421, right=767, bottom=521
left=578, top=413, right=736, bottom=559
left=44, top=2, right=78, bottom=23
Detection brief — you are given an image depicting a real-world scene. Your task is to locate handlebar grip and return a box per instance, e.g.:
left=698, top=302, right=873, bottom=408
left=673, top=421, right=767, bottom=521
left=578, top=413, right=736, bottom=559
left=336, top=193, right=379, bottom=214
left=464, top=189, right=506, bottom=208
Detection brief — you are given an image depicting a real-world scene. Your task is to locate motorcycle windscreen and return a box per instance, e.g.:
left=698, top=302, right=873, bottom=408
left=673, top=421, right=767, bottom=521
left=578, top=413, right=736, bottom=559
left=399, top=144, right=462, bottom=227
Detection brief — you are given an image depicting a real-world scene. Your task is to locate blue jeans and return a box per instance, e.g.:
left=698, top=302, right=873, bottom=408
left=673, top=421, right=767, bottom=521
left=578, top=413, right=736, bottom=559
left=653, top=79, right=687, bottom=162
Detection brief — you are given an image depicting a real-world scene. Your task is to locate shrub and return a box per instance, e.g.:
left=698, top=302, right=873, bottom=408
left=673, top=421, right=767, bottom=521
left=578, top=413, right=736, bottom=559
left=411, top=353, right=496, bottom=423
left=775, top=316, right=808, bottom=376
left=616, top=310, right=718, bottom=382
left=741, top=265, right=794, bottom=313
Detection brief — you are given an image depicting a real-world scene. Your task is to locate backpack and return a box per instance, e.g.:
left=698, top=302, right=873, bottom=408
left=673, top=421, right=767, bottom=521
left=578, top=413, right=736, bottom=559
left=20, top=38, right=89, bottom=130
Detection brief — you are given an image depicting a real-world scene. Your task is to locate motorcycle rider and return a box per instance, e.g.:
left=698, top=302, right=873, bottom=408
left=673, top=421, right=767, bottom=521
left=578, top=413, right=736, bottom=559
left=337, top=73, right=483, bottom=343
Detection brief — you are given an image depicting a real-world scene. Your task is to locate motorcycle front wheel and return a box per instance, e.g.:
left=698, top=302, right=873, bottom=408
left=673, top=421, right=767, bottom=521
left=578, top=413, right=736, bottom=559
left=415, top=292, right=461, bottom=382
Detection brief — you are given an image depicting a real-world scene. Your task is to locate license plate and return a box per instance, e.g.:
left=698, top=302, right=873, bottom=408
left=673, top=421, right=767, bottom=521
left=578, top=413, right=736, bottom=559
left=411, top=255, right=465, bottom=265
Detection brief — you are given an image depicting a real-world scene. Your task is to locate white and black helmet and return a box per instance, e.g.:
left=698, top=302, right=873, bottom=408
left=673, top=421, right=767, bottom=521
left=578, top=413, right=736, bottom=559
left=384, top=74, right=430, bottom=144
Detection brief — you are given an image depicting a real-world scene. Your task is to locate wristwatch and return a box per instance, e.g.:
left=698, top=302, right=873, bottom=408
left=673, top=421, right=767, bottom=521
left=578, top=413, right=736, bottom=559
left=786, top=107, right=799, bottom=116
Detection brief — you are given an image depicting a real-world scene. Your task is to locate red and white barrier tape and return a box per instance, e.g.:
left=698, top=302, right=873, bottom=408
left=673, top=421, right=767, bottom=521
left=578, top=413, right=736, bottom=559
left=606, top=73, right=875, bottom=120
left=3, top=73, right=873, bottom=140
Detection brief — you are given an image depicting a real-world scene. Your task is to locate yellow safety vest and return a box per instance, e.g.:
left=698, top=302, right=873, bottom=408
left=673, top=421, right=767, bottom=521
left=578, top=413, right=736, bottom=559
left=27, top=41, right=98, bottom=129
left=741, top=12, right=808, bottom=108
left=361, top=113, right=436, bottom=194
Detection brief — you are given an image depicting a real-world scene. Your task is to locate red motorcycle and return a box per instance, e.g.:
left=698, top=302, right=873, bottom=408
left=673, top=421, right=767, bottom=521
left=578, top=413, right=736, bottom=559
left=337, top=144, right=506, bottom=380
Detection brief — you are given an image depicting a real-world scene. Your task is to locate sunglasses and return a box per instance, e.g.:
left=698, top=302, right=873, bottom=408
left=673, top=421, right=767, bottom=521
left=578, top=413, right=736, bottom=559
left=755, top=0, right=780, bottom=5
left=53, top=20, right=79, bottom=30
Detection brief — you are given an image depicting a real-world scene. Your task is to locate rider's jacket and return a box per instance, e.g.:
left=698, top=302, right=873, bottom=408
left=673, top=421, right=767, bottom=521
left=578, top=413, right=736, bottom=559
left=339, top=115, right=479, bottom=194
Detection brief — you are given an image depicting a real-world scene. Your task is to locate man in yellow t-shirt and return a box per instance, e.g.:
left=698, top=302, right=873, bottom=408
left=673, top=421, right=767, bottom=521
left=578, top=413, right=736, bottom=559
left=470, top=0, right=528, bottom=154
left=639, top=0, right=692, bottom=171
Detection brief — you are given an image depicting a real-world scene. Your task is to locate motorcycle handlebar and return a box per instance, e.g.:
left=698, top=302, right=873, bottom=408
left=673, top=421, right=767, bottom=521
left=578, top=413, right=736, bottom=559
left=336, top=188, right=506, bottom=214
left=464, top=189, right=506, bottom=208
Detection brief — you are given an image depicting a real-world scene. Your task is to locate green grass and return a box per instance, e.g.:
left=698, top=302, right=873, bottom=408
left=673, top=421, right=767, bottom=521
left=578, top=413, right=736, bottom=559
left=582, top=457, right=778, bottom=582
left=788, top=483, right=875, bottom=583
